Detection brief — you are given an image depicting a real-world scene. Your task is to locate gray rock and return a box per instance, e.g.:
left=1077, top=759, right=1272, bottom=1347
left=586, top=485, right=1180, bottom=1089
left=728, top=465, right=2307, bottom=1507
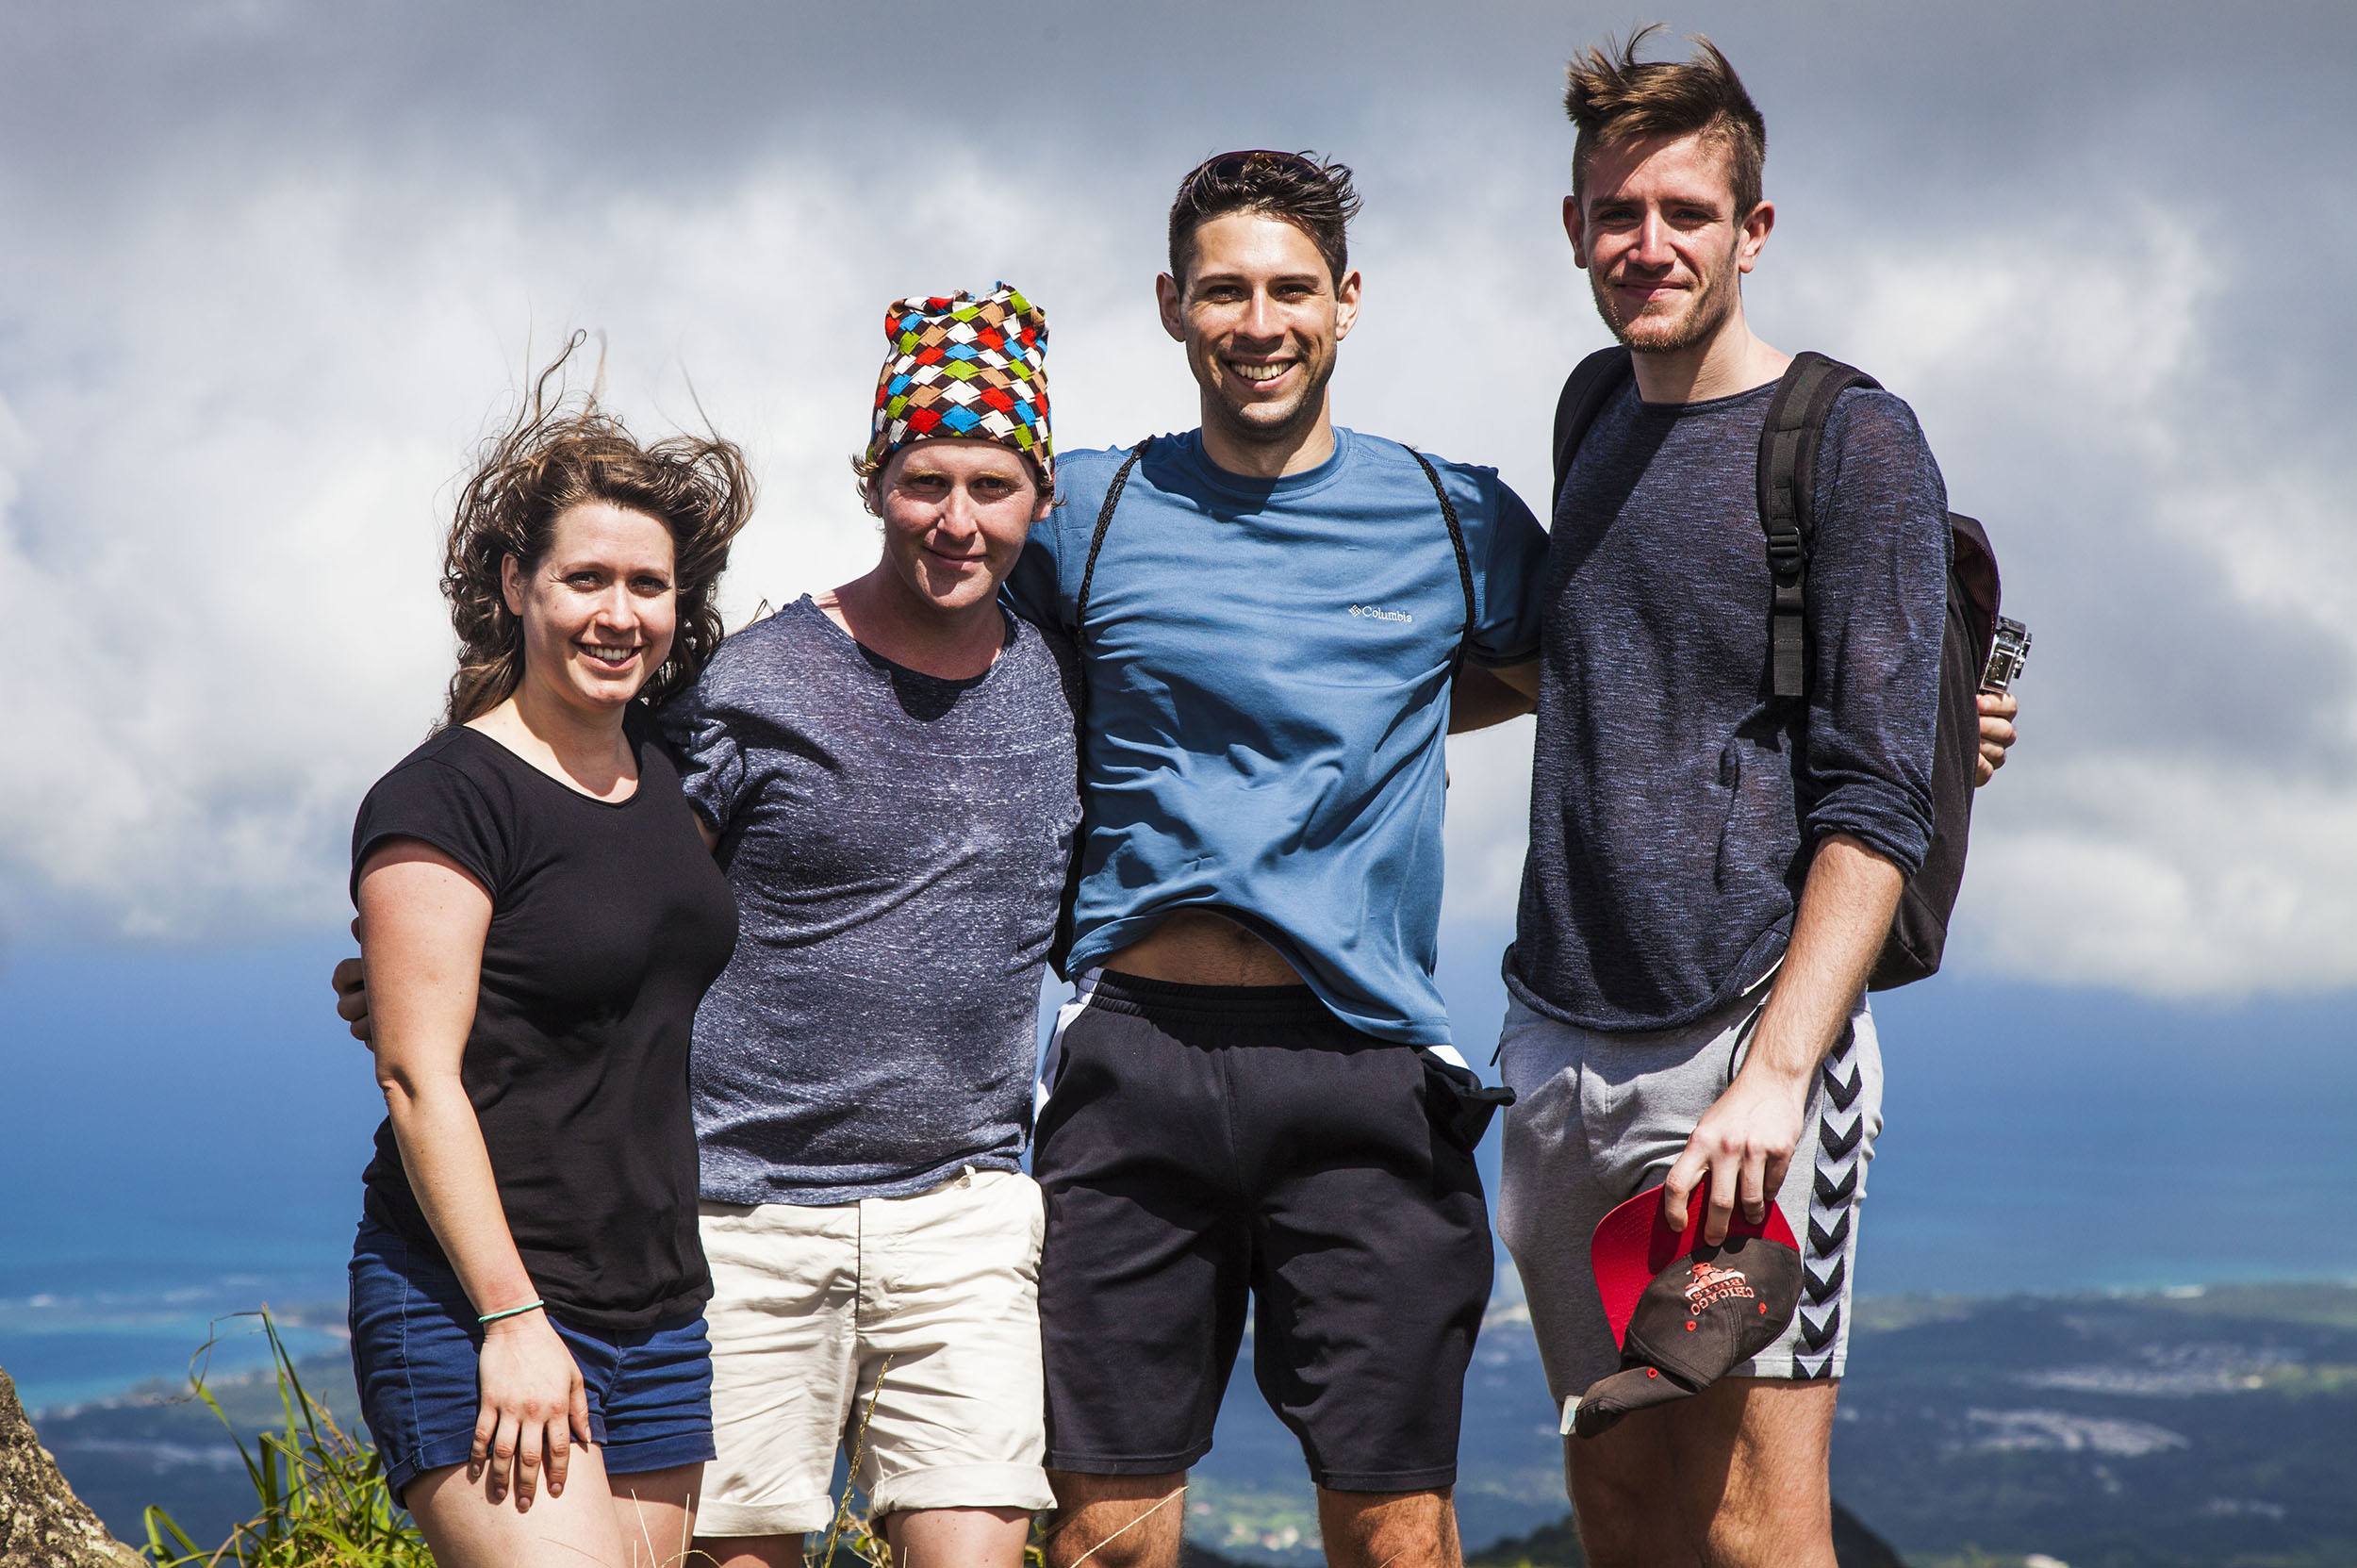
left=0, top=1367, right=141, bottom=1568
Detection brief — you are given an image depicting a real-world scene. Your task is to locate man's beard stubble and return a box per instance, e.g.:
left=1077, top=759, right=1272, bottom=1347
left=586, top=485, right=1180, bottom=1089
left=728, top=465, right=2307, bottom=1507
left=1203, top=357, right=1337, bottom=457
left=1591, top=247, right=1740, bottom=357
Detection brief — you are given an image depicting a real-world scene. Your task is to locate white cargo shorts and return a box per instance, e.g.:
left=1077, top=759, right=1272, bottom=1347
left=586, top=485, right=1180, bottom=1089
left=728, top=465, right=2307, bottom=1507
left=694, top=1167, right=1057, bottom=1538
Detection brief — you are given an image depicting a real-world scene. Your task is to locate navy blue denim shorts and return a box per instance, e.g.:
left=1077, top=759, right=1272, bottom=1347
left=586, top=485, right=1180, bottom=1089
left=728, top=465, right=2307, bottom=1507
left=348, top=1219, right=716, bottom=1504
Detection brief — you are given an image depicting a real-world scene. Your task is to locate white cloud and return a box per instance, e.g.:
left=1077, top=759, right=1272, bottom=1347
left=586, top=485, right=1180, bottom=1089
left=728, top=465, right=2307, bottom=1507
left=1767, top=207, right=2357, bottom=994
left=1437, top=196, right=2357, bottom=998
left=2, top=15, right=2352, bottom=1003
left=1442, top=724, right=1538, bottom=928
left=1963, top=755, right=2357, bottom=995
left=0, top=152, right=1170, bottom=939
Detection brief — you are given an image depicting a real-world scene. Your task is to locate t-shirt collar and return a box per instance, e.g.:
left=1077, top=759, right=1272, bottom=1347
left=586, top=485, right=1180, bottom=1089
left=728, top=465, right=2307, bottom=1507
left=1176, top=425, right=1358, bottom=503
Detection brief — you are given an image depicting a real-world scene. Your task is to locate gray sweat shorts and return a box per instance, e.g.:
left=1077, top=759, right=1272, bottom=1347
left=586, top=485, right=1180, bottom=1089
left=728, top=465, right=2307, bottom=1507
left=1493, top=982, right=1884, bottom=1418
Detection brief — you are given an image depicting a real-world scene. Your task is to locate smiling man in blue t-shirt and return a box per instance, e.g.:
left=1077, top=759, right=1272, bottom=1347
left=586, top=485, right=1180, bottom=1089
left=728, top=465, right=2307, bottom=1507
left=1005, top=152, right=1548, bottom=1568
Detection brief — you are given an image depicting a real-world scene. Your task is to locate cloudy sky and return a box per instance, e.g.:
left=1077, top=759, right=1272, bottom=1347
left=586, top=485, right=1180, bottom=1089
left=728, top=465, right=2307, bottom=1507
left=3, top=0, right=2351, bottom=1004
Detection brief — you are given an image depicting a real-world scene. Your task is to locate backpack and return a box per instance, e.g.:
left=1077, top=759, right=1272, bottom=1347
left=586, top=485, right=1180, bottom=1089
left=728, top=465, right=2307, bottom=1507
left=1550, top=347, right=2003, bottom=990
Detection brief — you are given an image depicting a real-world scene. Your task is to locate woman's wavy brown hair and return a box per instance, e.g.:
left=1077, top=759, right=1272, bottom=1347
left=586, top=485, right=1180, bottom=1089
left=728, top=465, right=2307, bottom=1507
left=438, top=335, right=756, bottom=729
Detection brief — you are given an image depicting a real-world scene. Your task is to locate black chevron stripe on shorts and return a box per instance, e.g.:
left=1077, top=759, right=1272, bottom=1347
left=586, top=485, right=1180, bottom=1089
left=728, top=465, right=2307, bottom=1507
left=1794, top=1023, right=1862, bottom=1380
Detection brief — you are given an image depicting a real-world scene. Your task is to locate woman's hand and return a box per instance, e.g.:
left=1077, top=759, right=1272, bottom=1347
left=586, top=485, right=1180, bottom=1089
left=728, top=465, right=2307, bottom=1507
left=470, top=1309, right=594, bottom=1509
left=359, top=841, right=592, bottom=1509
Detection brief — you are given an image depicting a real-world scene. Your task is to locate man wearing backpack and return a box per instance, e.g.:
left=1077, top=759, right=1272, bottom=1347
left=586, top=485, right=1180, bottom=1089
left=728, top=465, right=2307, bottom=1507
left=1486, top=31, right=2012, bottom=1567
left=1009, top=150, right=1550, bottom=1568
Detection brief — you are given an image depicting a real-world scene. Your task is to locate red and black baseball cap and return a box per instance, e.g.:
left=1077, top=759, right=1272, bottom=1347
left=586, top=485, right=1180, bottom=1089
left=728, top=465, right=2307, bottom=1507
left=1568, top=1180, right=1802, bottom=1439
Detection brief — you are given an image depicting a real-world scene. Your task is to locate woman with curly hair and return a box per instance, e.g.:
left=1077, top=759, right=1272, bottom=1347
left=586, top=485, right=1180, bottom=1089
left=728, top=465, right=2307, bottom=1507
left=344, top=339, right=751, bottom=1566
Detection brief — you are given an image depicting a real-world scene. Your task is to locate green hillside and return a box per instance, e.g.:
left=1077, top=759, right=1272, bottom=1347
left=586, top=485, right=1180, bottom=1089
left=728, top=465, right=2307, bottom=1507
left=29, top=1282, right=2357, bottom=1566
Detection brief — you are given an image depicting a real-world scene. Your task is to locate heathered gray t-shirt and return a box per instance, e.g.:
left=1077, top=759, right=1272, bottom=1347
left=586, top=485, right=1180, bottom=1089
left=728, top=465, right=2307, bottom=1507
left=657, top=595, right=1079, bottom=1204
left=1505, top=378, right=1947, bottom=1034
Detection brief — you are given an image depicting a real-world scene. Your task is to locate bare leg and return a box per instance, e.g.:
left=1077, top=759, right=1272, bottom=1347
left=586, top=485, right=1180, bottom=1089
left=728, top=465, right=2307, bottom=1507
left=689, top=1533, right=801, bottom=1567
left=1682, top=1380, right=1838, bottom=1568
left=1567, top=1378, right=1838, bottom=1568
left=1042, top=1470, right=1188, bottom=1568
left=606, top=1462, right=703, bottom=1568
left=884, top=1505, right=1034, bottom=1567
left=1315, top=1486, right=1460, bottom=1568
left=1565, top=1392, right=1696, bottom=1568
left=406, top=1444, right=630, bottom=1567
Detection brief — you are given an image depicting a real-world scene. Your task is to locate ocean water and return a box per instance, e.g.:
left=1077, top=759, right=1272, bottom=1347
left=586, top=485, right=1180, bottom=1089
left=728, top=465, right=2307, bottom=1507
left=0, top=1284, right=348, bottom=1412
left=2, top=940, right=370, bottom=1412
left=5, top=933, right=2353, bottom=1415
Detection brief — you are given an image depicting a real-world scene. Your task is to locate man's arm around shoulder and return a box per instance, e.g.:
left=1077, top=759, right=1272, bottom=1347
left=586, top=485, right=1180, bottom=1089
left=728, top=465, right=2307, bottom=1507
left=1449, top=660, right=1538, bottom=733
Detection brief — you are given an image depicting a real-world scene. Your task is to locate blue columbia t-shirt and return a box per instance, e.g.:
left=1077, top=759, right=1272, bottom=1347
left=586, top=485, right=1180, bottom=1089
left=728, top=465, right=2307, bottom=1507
left=1003, top=427, right=1547, bottom=1045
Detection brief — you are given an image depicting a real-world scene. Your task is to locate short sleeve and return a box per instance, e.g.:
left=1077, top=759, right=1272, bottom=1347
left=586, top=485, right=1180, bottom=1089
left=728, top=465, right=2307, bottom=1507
left=656, top=647, right=754, bottom=838
left=1456, top=466, right=1549, bottom=666
left=1001, top=508, right=1070, bottom=634
left=1018, top=613, right=1085, bottom=726
left=350, top=756, right=509, bottom=906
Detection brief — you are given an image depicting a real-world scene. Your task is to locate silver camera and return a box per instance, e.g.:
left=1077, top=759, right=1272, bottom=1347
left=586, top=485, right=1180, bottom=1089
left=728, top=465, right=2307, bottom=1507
left=1980, top=616, right=2032, bottom=695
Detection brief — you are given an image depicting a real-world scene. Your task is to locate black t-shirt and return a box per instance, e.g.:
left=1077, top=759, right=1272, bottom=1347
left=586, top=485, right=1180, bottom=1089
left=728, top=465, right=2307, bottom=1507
left=350, top=714, right=738, bottom=1329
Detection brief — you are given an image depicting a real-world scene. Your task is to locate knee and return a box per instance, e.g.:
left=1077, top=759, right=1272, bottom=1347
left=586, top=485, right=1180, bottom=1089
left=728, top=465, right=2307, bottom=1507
left=1567, top=1434, right=1687, bottom=1568
left=1699, top=1484, right=1833, bottom=1568
left=1041, top=1516, right=1163, bottom=1568
left=1043, top=1471, right=1185, bottom=1568
left=1567, top=1490, right=1657, bottom=1568
left=1315, top=1486, right=1458, bottom=1568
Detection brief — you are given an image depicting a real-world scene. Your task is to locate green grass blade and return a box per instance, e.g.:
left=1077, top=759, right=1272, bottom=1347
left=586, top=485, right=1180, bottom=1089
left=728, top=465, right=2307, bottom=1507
left=141, top=1502, right=204, bottom=1562
left=140, top=1303, right=436, bottom=1565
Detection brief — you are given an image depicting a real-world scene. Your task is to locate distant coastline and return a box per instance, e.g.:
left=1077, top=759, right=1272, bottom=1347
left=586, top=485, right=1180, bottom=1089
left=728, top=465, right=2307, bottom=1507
left=13, top=1266, right=2357, bottom=1421
left=25, top=1278, right=2355, bottom=1567
left=0, top=1283, right=349, bottom=1417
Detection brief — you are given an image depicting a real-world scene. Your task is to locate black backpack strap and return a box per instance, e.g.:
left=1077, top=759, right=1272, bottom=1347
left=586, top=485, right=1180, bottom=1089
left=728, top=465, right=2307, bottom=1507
left=1946, top=511, right=2002, bottom=667
left=1049, top=437, right=1150, bottom=980
left=1755, top=352, right=1878, bottom=698
left=1407, top=449, right=1478, bottom=683
left=1073, top=437, right=1153, bottom=640
left=1553, top=346, right=1635, bottom=506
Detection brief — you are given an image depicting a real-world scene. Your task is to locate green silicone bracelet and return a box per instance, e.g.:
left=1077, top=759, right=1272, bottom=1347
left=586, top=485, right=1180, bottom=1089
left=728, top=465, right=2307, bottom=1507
left=477, top=1300, right=545, bottom=1326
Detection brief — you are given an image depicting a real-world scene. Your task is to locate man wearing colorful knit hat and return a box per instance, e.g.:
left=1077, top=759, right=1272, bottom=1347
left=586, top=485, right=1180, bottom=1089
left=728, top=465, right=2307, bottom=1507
left=336, top=283, right=1078, bottom=1568
left=665, top=283, right=1072, bottom=1568
left=866, top=286, right=1053, bottom=479
left=1008, top=154, right=1550, bottom=1568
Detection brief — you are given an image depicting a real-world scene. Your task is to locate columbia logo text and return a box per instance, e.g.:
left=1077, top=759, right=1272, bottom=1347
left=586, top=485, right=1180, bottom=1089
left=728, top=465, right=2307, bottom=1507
left=1348, top=604, right=1413, bottom=624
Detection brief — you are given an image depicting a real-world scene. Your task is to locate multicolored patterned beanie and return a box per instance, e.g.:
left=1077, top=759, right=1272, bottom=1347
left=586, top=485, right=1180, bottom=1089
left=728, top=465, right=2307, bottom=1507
left=865, top=284, right=1052, bottom=488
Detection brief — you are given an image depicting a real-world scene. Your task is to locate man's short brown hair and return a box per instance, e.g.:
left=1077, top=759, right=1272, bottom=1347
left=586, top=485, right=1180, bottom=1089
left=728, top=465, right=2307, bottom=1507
left=1166, top=149, right=1362, bottom=291
left=1564, top=25, right=1766, bottom=217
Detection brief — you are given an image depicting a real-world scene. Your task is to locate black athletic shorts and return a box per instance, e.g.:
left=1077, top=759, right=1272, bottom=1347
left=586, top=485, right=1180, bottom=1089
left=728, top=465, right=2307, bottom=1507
left=1032, top=971, right=1493, bottom=1493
